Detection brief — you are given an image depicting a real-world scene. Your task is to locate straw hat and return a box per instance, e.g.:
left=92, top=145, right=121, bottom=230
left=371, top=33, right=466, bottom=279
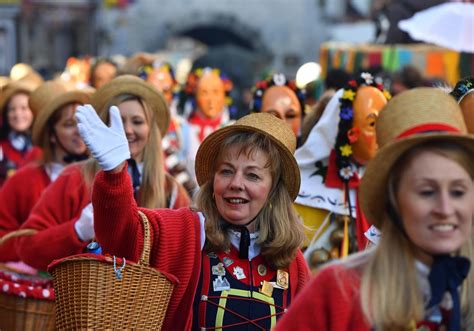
left=32, top=89, right=92, bottom=146
left=359, top=88, right=474, bottom=228
left=90, top=75, right=169, bottom=136
left=0, top=81, right=36, bottom=116
left=195, top=112, right=300, bottom=200
left=29, top=81, right=69, bottom=116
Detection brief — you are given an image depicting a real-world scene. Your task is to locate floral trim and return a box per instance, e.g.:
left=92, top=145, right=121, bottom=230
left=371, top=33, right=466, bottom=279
left=137, top=61, right=177, bottom=84
left=450, top=76, right=474, bottom=102
left=250, top=73, right=306, bottom=114
left=177, top=67, right=235, bottom=116
left=334, top=72, right=391, bottom=182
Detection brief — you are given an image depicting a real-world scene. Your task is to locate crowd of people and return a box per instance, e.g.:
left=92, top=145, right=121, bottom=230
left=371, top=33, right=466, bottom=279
left=0, top=54, right=472, bottom=330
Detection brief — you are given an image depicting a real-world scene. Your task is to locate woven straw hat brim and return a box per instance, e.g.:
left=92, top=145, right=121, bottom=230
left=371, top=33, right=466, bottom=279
left=32, top=91, right=91, bottom=146
left=195, top=122, right=301, bottom=201
left=0, top=82, right=35, bottom=116
left=360, top=132, right=474, bottom=229
left=90, top=75, right=169, bottom=137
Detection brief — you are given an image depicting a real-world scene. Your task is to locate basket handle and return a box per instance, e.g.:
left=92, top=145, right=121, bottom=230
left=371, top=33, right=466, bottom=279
left=0, top=229, right=37, bottom=246
left=137, top=211, right=151, bottom=267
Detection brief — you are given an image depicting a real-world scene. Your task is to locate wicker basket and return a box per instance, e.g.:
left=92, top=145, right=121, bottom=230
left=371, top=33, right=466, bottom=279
left=0, top=229, right=56, bottom=331
left=49, top=211, right=177, bottom=330
left=0, top=293, right=55, bottom=331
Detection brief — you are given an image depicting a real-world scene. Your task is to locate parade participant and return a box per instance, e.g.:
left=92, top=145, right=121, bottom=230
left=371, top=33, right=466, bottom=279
left=17, top=76, right=191, bottom=271
left=275, top=88, right=474, bottom=331
left=295, top=73, right=390, bottom=268
left=75, top=109, right=310, bottom=330
left=137, top=60, right=199, bottom=196
left=89, top=58, right=118, bottom=89
left=0, top=81, right=41, bottom=186
left=0, top=81, right=91, bottom=262
left=250, top=73, right=306, bottom=146
left=180, top=67, right=235, bottom=142
left=123, top=53, right=198, bottom=196
left=450, top=76, right=474, bottom=134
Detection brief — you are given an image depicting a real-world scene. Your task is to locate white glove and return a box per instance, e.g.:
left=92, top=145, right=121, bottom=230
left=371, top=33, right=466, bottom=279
left=74, top=203, right=95, bottom=242
left=75, top=104, right=130, bottom=171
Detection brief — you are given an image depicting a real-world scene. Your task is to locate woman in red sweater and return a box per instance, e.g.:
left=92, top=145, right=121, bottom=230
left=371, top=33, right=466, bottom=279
left=0, top=81, right=41, bottom=186
left=275, top=88, right=474, bottom=331
left=17, top=76, right=191, bottom=271
left=75, top=106, right=310, bottom=330
left=0, top=81, right=91, bottom=262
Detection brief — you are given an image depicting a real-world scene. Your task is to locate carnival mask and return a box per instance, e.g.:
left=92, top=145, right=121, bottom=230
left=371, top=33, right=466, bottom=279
left=147, top=68, right=175, bottom=105
left=261, top=85, right=302, bottom=136
left=459, top=91, right=474, bottom=134
left=349, top=86, right=387, bottom=165
left=196, top=72, right=226, bottom=119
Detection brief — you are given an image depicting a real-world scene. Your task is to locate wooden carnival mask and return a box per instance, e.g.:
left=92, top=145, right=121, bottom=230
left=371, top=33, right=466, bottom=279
left=349, top=86, right=387, bottom=165
left=196, top=71, right=226, bottom=119
left=147, top=67, right=175, bottom=105
left=459, top=91, right=474, bottom=134
left=261, top=85, right=302, bottom=136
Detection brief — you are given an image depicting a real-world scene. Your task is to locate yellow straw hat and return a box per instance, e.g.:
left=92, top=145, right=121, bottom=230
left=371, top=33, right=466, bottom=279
left=359, top=87, right=474, bottom=229
left=0, top=81, right=36, bottom=116
left=32, top=89, right=92, bottom=146
left=195, top=112, right=300, bottom=200
left=90, top=75, right=169, bottom=136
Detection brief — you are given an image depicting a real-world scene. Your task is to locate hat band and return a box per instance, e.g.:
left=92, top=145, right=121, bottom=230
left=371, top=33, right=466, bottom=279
left=396, top=123, right=461, bottom=140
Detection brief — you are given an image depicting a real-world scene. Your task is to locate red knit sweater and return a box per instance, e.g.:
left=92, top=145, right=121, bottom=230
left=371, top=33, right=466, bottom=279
left=274, top=264, right=371, bottom=331
left=92, top=166, right=311, bottom=331
left=0, top=163, right=51, bottom=261
left=0, top=139, right=42, bottom=187
left=18, top=162, right=190, bottom=271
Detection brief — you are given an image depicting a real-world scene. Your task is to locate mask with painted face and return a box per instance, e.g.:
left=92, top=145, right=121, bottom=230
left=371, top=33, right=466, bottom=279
left=349, top=86, right=387, bottom=165
left=196, top=71, right=226, bottom=119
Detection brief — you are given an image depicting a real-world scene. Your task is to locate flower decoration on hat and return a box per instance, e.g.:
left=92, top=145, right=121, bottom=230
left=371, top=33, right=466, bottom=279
left=450, top=76, right=474, bottom=102
left=250, top=72, right=306, bottom=114
left=334, top=73, right=391, bottom=183
left=177, top=67, right=235, bottom=117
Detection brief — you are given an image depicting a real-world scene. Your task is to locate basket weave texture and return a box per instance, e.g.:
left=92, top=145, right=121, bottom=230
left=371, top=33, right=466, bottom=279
left=0, top=293, right=55, bottom=331
left=49, top=211, right=175, bottom=330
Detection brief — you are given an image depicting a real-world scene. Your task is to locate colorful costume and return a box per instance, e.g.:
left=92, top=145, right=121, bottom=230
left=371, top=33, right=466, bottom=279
left=92, top=165, right=310, bottom=331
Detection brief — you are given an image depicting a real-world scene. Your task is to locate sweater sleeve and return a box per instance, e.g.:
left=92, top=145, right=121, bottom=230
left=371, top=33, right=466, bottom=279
left=92, top=165, right=203, bottom=331
left=17, top=164, right=90, bottom=271
left=274, top=264, right=370, bottom=331
left=0, top=165, right=50, bottom=262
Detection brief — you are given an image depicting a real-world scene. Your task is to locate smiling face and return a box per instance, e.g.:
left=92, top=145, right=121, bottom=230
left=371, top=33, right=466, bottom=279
left=396, top=150, right=474, bottom=265
left=261, top=86, right=302, bottom=136
left=213, top=145, right=273, bottom=230
left=51, top=103, right=87, bottom=161
left=6, top=92, right=33, bottom=133
left=350, top=86, right=387, bottom=165
left=196, top=72, right=226, bottom=119
left=117, top=99, right=150, bottom=163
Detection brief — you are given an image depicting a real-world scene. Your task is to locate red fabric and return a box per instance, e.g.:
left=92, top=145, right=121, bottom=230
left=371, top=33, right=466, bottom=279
left=188, top=111, right=224, bottom=142
left=0, top=270, right=54, bottom=300
left=17, top=163, right=90, bottom=271
left=92, top=166, right=310, bottom=331
left=275, top=264, right=371, bottom=331
left=355, top=192, right=369, bottom=250
left=0, top=140, right=41, bottom=186
left=396, top=123, right=460, bottom=139
left=324, top=150, right=360, bottom=189
left=0, top=164, right=51, bottom=262
left=17, top=162, right=190, bottom=271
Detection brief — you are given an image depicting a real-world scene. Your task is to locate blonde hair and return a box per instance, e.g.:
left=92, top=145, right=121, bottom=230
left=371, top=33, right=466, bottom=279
left=83, top=93, right=167, bottom=208
left=356, top=141, right=474, bottom=330
left=195, top=131, right=306, bottom=269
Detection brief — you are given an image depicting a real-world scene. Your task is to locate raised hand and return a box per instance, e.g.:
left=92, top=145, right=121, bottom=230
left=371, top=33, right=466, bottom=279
left=75, top=104, right=130, bottom=171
